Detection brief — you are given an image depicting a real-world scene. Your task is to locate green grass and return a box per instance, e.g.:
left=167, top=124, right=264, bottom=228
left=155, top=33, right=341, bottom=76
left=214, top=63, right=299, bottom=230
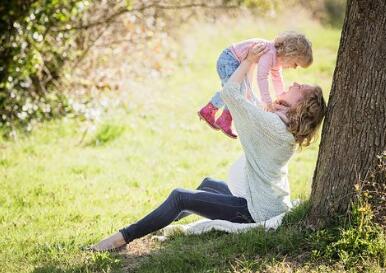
left=2, top=11, right=382, bottom=273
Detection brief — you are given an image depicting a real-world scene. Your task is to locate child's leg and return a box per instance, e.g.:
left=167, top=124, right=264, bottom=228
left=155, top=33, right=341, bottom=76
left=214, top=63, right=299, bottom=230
left=209, top=49, right=241, bottom=109
left=199, top=49, right=241, bottom=130
left=213, top=52, right=241, bottom=138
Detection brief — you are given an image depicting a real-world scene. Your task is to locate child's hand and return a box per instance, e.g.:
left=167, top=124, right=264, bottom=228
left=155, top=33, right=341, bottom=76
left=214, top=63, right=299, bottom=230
left=245, top=43, right=268, bottom=63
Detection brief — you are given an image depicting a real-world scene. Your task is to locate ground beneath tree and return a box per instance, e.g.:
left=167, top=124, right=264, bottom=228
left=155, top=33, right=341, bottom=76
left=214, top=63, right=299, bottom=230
left=119, top=235, right=163, bottom=272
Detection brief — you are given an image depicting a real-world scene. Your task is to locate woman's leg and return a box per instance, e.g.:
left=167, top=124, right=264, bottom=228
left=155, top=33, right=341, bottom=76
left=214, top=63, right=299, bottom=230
left=90, top=178, right=253, bottom=251
left=118, top=187, right=254, bottom=244
left=174, top=177, right=232, bottom=221
left=196, top=177, right=233, bottom=195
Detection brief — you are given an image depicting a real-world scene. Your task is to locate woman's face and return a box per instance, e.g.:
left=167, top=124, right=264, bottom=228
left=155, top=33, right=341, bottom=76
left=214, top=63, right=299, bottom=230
left=277, top=82, right=313, bottom=107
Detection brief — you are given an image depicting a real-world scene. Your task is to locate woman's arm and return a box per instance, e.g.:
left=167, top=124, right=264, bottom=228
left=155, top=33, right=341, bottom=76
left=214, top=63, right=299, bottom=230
left=228, top=44, right=267, bottom=84
left=221, top=44, right=291, bottom=148
left=224, top=43, right=268, bottom=105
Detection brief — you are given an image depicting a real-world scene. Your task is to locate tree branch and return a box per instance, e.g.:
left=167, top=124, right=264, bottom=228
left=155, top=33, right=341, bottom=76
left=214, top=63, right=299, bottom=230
left=54, top=2, right=239, bottom=32
left=71, top=24, right=109, bottom=68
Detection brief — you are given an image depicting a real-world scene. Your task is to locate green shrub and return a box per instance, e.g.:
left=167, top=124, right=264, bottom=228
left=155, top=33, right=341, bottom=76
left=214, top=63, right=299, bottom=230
left=87, top=122, right=125, bottom=146
left=323, top=0, right=346, bottom=27
left=309, top=194, right=386, bottom=268
left=298, top=0, right=346, bottom=27
left=0, top=0, right=91, bottom=134
left=0, top=0, right=263, bottom=137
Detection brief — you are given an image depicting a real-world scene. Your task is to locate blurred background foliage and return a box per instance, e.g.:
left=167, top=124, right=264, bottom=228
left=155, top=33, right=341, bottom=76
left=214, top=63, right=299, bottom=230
left=0, top=0, right=346, bottom=137
left=1, top=2, right=361, bottom=272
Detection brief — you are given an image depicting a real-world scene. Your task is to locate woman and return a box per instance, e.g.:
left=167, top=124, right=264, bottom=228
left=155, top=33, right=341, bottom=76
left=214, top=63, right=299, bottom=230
left=90, top=44, right=326, bottom=251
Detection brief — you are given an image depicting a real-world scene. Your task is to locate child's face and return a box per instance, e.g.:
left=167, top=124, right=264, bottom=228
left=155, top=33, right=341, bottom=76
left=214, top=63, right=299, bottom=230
left=280, top=57, right=299, bottom=69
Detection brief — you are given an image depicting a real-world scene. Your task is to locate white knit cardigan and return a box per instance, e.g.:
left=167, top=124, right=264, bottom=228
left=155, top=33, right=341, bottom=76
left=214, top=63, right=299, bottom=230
left=153, top=81, right=298, bottom=240
left=221, top=81, right=296, bottom=222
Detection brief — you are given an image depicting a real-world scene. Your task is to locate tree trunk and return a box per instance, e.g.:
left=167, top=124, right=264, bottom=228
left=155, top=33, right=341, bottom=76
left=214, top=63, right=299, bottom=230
left=309, top=0, right=386, bottom=226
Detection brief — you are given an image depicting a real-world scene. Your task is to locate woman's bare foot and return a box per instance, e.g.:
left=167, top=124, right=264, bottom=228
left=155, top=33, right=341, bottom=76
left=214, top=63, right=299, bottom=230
left=90, top=232, right=127, bottom=252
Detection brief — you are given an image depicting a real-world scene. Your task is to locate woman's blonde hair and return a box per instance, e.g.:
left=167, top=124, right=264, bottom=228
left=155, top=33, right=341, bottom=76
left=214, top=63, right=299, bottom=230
left=274, top=31, right=313, bottom=67
left=286, top=86, right=326, bottom=149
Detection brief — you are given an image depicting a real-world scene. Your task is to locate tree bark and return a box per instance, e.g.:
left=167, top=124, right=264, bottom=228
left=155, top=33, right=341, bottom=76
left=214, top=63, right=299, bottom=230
left=309, top=0, right=386, bottom=227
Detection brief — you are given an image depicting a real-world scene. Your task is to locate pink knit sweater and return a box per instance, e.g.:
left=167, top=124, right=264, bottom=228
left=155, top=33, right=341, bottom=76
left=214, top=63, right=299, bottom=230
left=229, top=39, right=285, bottom=104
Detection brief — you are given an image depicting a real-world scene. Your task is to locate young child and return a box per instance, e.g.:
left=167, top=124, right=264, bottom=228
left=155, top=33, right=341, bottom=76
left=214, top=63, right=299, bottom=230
left=198, top=31, right=313, bottom=138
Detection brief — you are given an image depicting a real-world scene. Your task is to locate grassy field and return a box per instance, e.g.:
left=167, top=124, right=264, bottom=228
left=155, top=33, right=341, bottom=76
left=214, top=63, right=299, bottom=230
left=2, top=11, right=378, bottom=273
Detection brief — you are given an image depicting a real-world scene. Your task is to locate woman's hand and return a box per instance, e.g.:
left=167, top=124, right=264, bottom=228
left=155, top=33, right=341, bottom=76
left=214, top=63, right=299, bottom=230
left=263, top=103, right=275, bottom=112
left=228, top=43, right=267, bottom=85
left=245, top=43, right=267, bottom=64
left=271, top=100, right=290, bottom=112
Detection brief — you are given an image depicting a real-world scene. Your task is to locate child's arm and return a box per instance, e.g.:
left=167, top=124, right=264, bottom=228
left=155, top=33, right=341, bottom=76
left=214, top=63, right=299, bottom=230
left=257, top=53, right=274, bottom=105
left=271, top=67, right=285, bottom=96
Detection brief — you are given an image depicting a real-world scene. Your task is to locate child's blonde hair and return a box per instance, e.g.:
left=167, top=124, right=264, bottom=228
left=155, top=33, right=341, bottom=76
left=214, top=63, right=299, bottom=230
left=286, top=86, right=326, bottom=148
left=274, top=31, right=313, bottom=68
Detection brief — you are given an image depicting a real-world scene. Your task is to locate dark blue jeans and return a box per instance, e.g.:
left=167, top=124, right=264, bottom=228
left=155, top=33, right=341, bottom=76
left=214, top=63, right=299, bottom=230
left=119, top=177, right=254, bottom=243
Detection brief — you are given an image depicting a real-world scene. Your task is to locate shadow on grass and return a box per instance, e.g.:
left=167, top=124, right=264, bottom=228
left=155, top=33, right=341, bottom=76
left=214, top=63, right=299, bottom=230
left=125, top=201, right=385, bottom=273
left=29, top=235, right=165, bottom=273
left=121, top=202, right=315, bottom=273
left=31, top=201, right=385, bottom=273
left=31, top=251, right=122, bottom=273
left=32, top=265, right=93, bottom=273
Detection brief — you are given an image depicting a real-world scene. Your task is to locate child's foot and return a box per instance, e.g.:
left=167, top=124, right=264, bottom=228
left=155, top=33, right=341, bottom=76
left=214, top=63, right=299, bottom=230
left=215, top=109, right=238, bottom=139
left=89, top=232, right=127, bottom=252
left=198, top=102, right=219, bottom=130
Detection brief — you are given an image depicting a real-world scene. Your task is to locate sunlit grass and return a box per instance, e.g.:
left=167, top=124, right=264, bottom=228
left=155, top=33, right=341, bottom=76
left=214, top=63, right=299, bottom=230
left=0, top=11, right=349, bottom=273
